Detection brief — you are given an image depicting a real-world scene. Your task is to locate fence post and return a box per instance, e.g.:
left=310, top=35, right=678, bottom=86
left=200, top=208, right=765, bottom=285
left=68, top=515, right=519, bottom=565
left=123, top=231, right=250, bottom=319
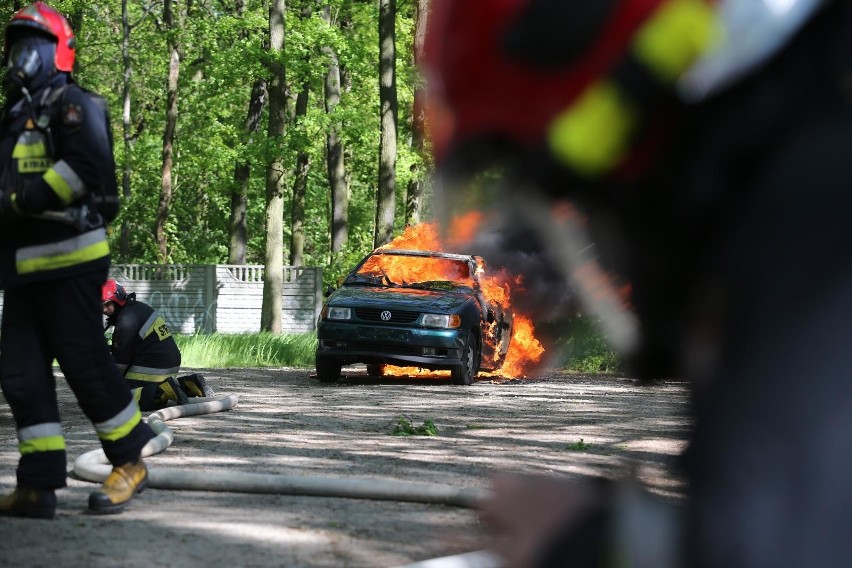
left=314, top=267, right=323, bottom=330
left=204, top=265, right=217, bottom=333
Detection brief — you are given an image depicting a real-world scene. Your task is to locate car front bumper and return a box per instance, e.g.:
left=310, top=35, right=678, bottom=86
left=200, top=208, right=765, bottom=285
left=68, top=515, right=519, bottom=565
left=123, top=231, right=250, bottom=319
left=316, top=321, right=467, bottom=368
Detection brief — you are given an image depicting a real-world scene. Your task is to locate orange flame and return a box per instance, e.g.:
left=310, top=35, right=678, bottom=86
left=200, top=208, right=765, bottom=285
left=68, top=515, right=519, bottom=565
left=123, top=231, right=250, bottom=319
left=371, top=219, right=544, bottom=378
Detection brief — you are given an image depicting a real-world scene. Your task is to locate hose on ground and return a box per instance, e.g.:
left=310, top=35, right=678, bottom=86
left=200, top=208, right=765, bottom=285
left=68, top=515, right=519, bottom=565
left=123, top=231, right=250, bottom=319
left=72, top=394, right=488, bottom=508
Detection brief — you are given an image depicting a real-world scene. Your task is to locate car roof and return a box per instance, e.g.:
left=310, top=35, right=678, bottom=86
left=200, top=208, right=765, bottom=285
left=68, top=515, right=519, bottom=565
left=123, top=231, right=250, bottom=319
left=372, top=249, right=479, bottom=263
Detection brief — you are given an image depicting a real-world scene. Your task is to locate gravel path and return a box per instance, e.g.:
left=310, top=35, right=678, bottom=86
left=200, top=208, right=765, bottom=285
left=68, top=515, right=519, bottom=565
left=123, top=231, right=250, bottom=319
left=0, top=367, right=691, bottom=567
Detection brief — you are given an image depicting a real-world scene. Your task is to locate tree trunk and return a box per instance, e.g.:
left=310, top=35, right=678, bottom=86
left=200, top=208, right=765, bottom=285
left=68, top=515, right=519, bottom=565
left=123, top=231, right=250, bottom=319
left=375, top=0, right=398, bottom=247
left=405, top=0, right=429, bottom=226
left=156, top=0, right=181, bottom=263
left=323, top=5, right=348, bottom=258
left=230, top=78, right=267, bottom=264
left=120, top=0, right=132, bottom=258
left=290, top=87, right=309, bottom=267
left=261, top=0, right=288, bottom=333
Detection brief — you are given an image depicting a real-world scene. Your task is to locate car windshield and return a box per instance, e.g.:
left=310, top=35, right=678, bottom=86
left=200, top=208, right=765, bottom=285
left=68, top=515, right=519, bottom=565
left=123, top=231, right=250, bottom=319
left=345, top=253, right=475, bottom=292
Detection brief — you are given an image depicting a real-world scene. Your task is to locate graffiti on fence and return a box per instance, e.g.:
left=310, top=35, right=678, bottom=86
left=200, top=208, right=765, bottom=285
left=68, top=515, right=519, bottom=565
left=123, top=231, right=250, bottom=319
left=148, top=289, right=216, bottom=333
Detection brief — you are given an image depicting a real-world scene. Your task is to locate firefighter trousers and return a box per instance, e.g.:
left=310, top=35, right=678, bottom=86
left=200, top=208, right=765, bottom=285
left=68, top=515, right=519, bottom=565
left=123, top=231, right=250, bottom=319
left=0, top=269, right=154, bottom=489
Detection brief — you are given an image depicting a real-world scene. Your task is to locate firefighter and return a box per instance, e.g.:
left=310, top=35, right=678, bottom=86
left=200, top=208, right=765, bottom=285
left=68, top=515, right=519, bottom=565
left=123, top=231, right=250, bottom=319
left=102, top=279, right=214, bottom=411
left=424, top=0, right=852, bottom=566
left=0, top=2, right=154, bottom=517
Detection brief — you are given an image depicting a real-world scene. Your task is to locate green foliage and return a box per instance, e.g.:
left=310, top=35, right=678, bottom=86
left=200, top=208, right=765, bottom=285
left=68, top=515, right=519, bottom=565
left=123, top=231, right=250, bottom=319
left=33, top=0, right=426, bottom=270
left=567, top=438, right=593, bottom=451
left=174, top=332, right=317, bottom=368
left=543, top=316, right=623, bottom=374
left=391, top=416, right=439, bottom=437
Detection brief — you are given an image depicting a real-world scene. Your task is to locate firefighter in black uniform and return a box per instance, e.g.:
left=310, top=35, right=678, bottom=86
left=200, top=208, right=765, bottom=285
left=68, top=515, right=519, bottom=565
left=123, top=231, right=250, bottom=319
left=102, top=279, right=213, bottom=411
left=0, top=2, right=154, bottom=518
left=424, top=0, right=852, bottom=566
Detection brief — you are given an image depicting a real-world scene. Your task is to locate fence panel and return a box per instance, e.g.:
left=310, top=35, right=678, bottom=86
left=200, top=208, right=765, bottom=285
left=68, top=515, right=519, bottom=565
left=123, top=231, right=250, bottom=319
left=0, top=264, right=323, bottom=335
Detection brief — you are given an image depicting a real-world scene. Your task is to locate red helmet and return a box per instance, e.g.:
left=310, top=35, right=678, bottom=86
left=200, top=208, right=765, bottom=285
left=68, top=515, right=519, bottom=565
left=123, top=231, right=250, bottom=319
left=422, top=0, right=716, bottom=176
left=102, top=279, right=128, bottom=307
left=4, top=2, right=76, bottom=73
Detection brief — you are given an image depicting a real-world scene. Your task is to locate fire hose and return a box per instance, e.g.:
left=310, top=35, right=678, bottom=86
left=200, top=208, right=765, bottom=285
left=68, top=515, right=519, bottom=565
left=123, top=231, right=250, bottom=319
left=73, top=393, right=487, bottom=508
left=72, top=394, right=501, bottom=567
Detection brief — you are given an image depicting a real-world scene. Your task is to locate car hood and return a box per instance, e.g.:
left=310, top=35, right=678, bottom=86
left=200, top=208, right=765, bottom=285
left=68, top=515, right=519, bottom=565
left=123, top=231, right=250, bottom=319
left=329, top=285, right=473, bottom=312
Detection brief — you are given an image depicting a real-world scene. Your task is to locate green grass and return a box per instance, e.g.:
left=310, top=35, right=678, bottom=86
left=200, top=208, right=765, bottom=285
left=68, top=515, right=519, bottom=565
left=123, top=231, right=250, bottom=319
left=391, top=416, right=439, bottom=436
left=540, top=316, right=622, bottom=374
left=567, top=438, right=593, bottom=451
left=174, top=332, right=317, bottom=368
left=170, top=316, right=620, bottom=374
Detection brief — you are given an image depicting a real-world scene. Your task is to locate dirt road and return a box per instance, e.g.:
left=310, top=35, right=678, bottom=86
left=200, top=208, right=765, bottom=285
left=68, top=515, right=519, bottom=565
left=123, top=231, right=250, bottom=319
left=0, top=368, right=691, bottom=567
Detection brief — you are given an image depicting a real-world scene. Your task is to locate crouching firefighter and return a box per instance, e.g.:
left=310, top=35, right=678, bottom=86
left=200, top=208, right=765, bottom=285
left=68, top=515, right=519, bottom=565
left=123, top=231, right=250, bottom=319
left=0, top=2, right=154, bottom=518
left=102, top=279, right=214, bottom=411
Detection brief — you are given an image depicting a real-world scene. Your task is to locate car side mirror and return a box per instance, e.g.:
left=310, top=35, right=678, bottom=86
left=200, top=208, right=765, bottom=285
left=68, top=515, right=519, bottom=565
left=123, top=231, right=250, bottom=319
left=325, top=285, right=336, bottom=297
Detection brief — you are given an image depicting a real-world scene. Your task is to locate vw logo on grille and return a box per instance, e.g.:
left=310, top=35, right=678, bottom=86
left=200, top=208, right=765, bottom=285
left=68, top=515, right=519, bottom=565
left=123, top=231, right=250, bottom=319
left=380, top=310, right=392, bottom=321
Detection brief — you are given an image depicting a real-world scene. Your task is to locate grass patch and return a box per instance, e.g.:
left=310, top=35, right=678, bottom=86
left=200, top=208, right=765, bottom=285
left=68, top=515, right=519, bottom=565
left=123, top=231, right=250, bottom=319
left=567, top=438, right=593, bottom=451
left=540, top=316, right=622, bottom=374
left=175, top=332, right=317, bottom=368
left=391, top=416, right=439, bottom=436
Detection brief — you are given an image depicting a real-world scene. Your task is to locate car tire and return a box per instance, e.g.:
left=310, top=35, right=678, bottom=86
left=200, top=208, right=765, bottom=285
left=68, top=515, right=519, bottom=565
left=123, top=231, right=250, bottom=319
left=316, top=355, right=342, bottom=383
left=366, top=363, right=385, bottom=377
left=451, top=332, right=479, bottom=386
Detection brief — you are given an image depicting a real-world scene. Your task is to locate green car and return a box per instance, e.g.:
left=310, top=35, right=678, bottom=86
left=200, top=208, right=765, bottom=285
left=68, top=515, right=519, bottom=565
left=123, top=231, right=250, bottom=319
left=316, top=249, right=514, bottom=385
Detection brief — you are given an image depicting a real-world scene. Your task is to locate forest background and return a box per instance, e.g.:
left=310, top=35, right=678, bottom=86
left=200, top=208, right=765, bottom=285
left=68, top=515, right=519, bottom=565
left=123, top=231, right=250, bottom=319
left=1, top=0, right=433, bottom=332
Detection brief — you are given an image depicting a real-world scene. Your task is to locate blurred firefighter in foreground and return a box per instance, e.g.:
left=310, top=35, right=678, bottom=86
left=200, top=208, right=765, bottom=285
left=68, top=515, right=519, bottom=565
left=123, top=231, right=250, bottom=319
left=0, top=2, right=154, bottom=518
left=102, top=279, right=214, bottom=412
left=424, top=0, right=852, bottom=566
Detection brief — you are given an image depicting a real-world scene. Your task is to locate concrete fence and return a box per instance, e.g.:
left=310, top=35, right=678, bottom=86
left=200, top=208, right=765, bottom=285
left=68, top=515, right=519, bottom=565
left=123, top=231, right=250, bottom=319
left=0, top=264, right=324, bottom=334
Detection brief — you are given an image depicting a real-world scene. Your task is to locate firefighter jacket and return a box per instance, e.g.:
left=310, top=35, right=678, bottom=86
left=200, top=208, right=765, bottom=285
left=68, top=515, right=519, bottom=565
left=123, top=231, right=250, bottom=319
left=0, top=79, right=117, bottom=289
left=108, top=300, right=182, bottom=384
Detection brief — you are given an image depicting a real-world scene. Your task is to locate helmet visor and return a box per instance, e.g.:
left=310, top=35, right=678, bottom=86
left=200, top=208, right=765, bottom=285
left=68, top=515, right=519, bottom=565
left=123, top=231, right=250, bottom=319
left=7, top=40, right=42, bottom=78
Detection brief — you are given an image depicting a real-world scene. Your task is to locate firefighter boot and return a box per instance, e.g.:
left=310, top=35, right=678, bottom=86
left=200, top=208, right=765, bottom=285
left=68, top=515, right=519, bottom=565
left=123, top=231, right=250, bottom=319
left=177, top=373, right=214, bottom=397
left=87, top=458, right=148, bottom=514
left=154, top=377, right=189, bottom=407
left=0, top=486, right=57, bottom=519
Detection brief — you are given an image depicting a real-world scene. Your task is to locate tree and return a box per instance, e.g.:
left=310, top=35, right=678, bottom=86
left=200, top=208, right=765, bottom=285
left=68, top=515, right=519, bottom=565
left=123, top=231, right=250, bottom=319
left=156, top=0, right=182, bottom=263
left=261, top=0, right=289, bottom=333
left=229, top=0, right=268, bottom=265
left=405, top=0, right=428, bottom=226
left=322, top=4, right=348, bottom=261
left=374, top=0, right=397, bottom=247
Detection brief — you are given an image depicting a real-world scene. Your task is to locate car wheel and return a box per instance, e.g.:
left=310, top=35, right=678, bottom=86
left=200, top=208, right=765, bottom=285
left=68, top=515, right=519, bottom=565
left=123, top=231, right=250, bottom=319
left=316, top=354, right=342, bottom=383
left=366, top=363, right=385, bottom=377
left=451, top=332, right=479, bottom=386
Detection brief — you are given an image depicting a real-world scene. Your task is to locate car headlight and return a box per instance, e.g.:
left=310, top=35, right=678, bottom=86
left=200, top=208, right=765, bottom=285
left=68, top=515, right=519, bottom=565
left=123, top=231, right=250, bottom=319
left=421, top=313, right=461, bottom=328
left=326, top=306, right=352, bottom=320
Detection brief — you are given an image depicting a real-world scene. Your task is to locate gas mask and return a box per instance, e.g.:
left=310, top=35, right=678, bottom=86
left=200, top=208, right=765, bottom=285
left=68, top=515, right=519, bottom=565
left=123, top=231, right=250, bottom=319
left=3, top=34, right=56, bottom=100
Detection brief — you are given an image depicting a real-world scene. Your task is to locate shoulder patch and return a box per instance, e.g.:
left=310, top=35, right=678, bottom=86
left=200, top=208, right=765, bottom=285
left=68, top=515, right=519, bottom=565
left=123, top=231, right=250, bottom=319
left=62, top=103, right=84, bottom=125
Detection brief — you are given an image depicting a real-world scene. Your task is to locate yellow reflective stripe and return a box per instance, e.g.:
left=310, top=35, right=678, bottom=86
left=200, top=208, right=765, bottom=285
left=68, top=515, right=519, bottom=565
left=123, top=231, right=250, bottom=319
left=16, top=229, right=110, bottom=275
left=632, top=0, right=719, bottom=83
left=43, top=168, right=74, bottom=203
left=139, top=312, right=160, bottom=339
left=19, top=436, right=66, bottom=455
left=43, top=160, right=84, bottom=205
left=131, top=388, right=143, bottom=402
left=547, top=80, right=636, bottom=177
left=18, top=423, right=66, bottom=455
left=141, top=315, right=172, bottom=341
left=12, top=140, right=47, bottom=159
left=125, top=369, right=178, bottom=382
left=94, top=400, right=142, bottom=442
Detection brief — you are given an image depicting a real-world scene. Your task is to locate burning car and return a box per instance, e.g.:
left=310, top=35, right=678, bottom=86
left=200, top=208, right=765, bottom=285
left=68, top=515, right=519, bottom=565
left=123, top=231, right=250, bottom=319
left=315, top=248, right=513, bottom=385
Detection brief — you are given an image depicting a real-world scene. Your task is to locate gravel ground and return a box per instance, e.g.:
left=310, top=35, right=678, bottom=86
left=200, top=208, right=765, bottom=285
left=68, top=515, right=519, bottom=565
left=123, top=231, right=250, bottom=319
left=0, top=367, right=692, bottom=567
